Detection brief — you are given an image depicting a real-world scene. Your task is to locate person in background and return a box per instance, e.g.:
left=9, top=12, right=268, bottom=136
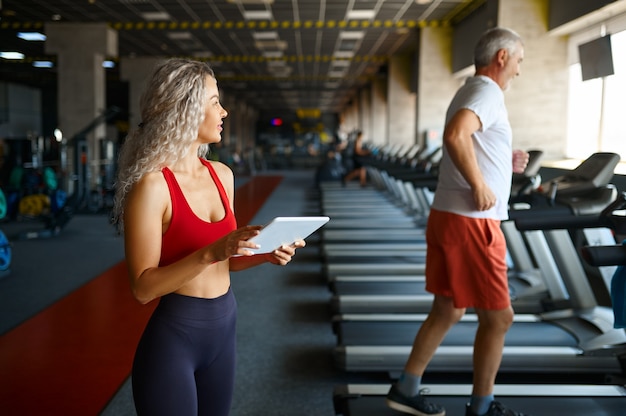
left=112, top=58, right=304, bottom=416
left=386, top=27, right=530, bottom=416
left=342, top=130, right=371, bottom=186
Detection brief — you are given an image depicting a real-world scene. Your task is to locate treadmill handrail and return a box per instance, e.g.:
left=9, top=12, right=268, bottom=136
left=514, top=191, right=626, bottom=233
left=581, top=244, right=626, bottom=267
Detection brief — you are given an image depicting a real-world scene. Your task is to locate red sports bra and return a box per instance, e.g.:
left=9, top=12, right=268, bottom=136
left=159, top=159, right=237, bottom=266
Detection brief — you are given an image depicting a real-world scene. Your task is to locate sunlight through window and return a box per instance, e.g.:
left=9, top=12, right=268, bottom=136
left=567, top=30, right=626, bottom=162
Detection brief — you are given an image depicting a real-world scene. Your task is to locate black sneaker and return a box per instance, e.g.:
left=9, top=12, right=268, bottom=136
left=465, top=401, right=530, bottom=416
left=386, top=384, right=446, bottom=416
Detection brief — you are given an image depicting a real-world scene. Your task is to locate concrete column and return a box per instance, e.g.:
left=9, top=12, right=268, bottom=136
left=219, top=94, right=230, bottom=150
left=498, top=0, right=569, bottom=158
left=416, top=26, right=461, bottom=151
left=221, top=93, right=237, bottom=154
left=233, top=100, right=247, bottom=156
left=120, top=57, right=165, bottom=132
left=370, top=76, right=387, bottom=146
left=230, top=100, right=258, bottom=173
left=45, top=22, right=117, bottom=197
left=358, top=87, right=372, bottom=141
left=243, top=105, right=259, bottom=173
left=387, top=53, right=417, bottom=151
left=341, top=94, right=361, bottom=134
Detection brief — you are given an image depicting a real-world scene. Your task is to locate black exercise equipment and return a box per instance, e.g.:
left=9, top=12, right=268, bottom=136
left=332, top=384, right=626, bottom=416
left=331, top=154, right=626, bottom=377
left=327, top=152, right=616, bottom=314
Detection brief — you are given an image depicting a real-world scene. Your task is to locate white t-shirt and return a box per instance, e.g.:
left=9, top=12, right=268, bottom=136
left=431, top=75, right=513, bottom=220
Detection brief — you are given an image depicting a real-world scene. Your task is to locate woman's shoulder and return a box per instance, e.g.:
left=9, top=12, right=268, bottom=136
left=205, top=159, right=233, bottom=176
left=204, top=159, right=234, bottom=187
left=125, top=170, right=170, bottom=211
left=133, top=170, right=168, bottom=195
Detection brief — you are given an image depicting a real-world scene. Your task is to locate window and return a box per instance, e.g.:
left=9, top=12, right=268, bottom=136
left=566, top=30, right=626, bottom=162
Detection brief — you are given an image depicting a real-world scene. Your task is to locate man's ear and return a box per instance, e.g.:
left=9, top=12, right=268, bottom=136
left=495, top=48, right=508, bottom=67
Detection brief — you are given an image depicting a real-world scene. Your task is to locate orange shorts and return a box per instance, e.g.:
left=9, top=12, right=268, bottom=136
left=425, top=209, right=510, bottom=310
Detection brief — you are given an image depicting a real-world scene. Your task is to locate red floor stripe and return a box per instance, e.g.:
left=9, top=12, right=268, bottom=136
left=234, top=175, right=283, bottom=226
left=0, top=175, right=283, bottom=415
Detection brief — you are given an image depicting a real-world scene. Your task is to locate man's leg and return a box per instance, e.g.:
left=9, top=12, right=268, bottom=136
left=472, top=306, right=513, bottom=394
left=469, top=306, right=514, bottom=415
left=386, top=295, right=465, bottom=416
left=404, top=295, right=466, bottom=377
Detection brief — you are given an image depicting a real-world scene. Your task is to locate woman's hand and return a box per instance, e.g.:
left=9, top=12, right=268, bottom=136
left=211, top=225, right=263, bottom=261
left=264, top=239, right=306, bottom=265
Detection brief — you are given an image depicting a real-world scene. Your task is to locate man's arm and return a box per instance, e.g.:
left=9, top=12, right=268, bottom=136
left=443, top=108, right=496, bottom=211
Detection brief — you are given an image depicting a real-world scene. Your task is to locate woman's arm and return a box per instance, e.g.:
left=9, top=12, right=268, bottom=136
left=229, top=240, right=305, bottom=271
left=211, top=161, right=305, bottom=272
left=124, top=172, right=261, bottom=304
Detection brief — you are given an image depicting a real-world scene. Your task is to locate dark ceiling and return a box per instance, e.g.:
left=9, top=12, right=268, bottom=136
left=0, top=0, right=482, bottom=116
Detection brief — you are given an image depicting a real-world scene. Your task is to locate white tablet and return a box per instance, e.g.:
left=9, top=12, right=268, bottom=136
left=246, top=216, right=330, bottom=255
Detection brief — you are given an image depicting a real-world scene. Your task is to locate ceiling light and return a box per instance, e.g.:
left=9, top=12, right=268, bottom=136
left=0, top=52, right=25, bottom=59
left=269, top=67, right=292, bottom=76
left=331, top=60, right=351, bottom=67
left=346, top=10, right=376, bottom=20
left=141, top=12, right=171, bottom=20
left=415, top=0, right=432, bottom=4
left=267, top=60, right=287, bottom=67
left=333, top=51, right=354, bottom=59
left=254, top=40, right=287, bottom=50
left=328, top=70, right=347, bottom=78
left=227, top=0, right=274, bottom=4
left=253, top=31, right=278, bottom=40
left=33, top=61, right=54, bottom=68
left=243, top=10, right=273, bottom=20
left=167, top=32, right=193, bottom=40
left=17, top=32, right=47, bottom=41
left=263, top=51, right=283, bottom=58
left=339, top=31, right=365, bottom=40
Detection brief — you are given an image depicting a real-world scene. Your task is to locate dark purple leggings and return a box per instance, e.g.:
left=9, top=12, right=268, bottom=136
left=132, top=289, right=237, bottom=416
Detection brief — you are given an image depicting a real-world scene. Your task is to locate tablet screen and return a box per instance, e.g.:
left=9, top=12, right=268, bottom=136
left=246, top=216, right=329, bottom=254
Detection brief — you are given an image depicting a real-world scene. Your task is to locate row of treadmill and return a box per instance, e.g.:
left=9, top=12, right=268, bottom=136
left=317, top=147, right=626, bottom=415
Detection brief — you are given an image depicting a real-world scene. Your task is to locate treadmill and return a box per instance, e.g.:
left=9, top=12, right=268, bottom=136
left=327, top=153, right=617, bottom=313
left=331, top=238, right=626, bottom=416
left=320, top=178, right=429, bottom=232
left=332, top=383, right=626, bottom=416
left=326, top=198, right=601, bottom=314
left=322, top=151, right=543, bottom=255
left=332, top=156, right=626, bottom=376
left=321, top=179, right=430, bottom=278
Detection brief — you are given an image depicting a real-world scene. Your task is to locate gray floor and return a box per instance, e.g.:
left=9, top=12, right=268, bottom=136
left=93, top=170, right=359, bottom=416
left=0, top=170, right=381, bottom=416
left=0, top=213, right=125, bottom=335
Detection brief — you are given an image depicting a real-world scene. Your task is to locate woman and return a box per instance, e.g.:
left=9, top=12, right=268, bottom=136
left=112, top=58, right=304, bottom=416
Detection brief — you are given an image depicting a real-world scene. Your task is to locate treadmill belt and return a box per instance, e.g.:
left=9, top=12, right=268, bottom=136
left=336, top=395, right=625, bottom=416
left=336, top=321, right=578, bottom=347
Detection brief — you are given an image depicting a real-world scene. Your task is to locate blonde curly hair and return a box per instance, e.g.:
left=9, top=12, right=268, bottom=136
left=112, top=58, right=216, bottom=232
